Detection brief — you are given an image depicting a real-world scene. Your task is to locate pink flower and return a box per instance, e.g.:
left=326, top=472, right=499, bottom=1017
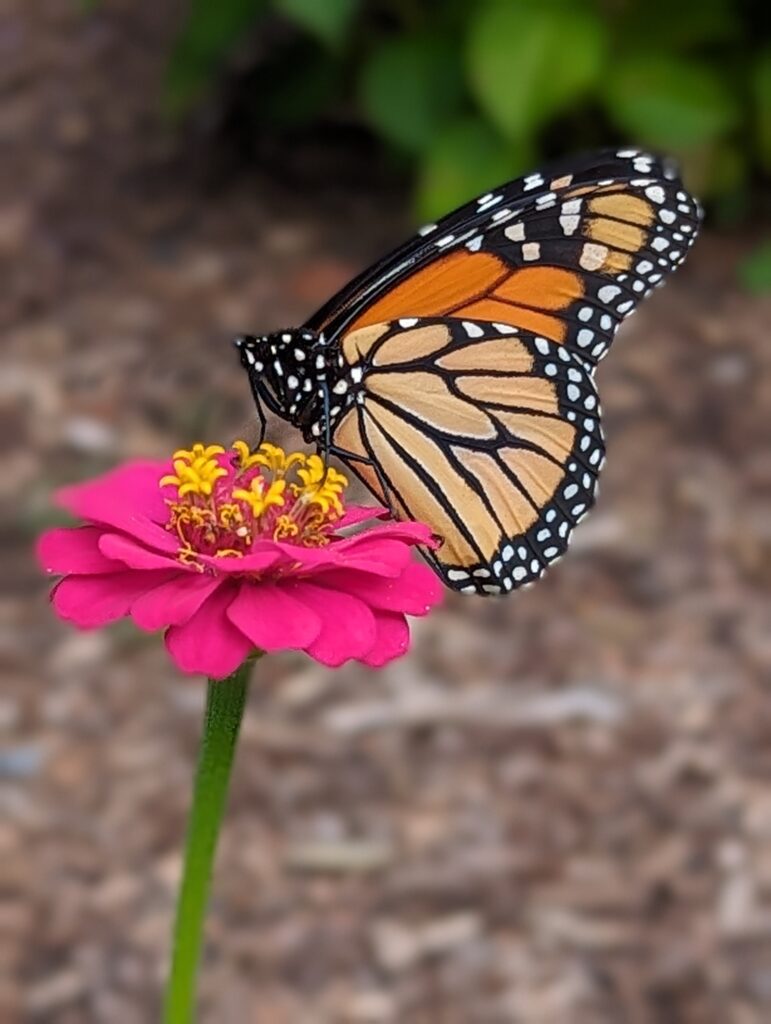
left=37, top=442, right=442, bottom=678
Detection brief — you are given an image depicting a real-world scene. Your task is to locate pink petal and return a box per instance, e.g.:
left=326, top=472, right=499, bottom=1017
left=227, top=582, right=321, bottom=651
left=51, top=570, right=179, bottom=628
left=131, top=573, right=222, bottom=631
left=56, top=461, right=178, bottom=553
left=98, top=532, right=186, bottom=571
left=337, top=520, right=438, bottom=549
left=37, top=526, right=124, bottom=576
left=335, top=504, right=389, bottom=529
left=311, top=562, right=443, bottom=615
left=289, top=582, right=376, bottom=667
left=165, top=582, right=253, bottom=679
left=361, top=612, right=410, bottom=667
left=198, top=547, right=282, bottom=575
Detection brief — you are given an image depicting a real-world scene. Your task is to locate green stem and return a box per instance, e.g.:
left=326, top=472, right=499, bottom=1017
left=163, top=659, right=255, bottom=1023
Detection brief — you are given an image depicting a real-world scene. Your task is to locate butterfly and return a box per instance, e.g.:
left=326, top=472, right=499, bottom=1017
left=235, top=148, right=701, bottom=595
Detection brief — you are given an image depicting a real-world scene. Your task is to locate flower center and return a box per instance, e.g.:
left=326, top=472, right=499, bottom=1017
left=160, top=441, right=348, bottom=565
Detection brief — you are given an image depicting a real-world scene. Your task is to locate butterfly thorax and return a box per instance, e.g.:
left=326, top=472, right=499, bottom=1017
left=235, top=329, right=354, bottom=443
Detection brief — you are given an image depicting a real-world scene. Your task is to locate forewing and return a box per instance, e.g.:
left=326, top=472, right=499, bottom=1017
left=307, top=148, right=701, bottom=366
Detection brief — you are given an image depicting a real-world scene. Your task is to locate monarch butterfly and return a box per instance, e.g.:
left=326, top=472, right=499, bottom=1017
left=236, top=149, right=701, bottom=595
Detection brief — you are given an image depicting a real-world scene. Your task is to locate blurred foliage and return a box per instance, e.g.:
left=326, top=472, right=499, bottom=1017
left=739, top=240, right=771, bottom=293
left=92, top=0, right=768, bottom=223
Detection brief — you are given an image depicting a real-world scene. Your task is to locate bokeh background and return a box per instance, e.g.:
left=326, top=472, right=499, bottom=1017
left=4, top=1, right=771, bottom=1021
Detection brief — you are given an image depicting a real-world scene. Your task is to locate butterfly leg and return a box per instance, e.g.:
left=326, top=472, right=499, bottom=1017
left=323, top=441, right=396, bottom=512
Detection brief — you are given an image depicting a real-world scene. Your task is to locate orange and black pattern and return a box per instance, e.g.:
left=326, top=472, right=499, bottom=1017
left=236, top=148, right=701, bottom=594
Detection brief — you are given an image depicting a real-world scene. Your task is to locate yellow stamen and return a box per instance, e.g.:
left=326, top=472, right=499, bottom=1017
left=233, top=476, right=286, bottom=517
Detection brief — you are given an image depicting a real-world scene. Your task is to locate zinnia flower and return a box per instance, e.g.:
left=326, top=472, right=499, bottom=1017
left=38, top=441, right=442, bottom=677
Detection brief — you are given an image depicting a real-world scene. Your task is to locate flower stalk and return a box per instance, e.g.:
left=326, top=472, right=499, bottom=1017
left=163, top=658, right=256, bottom=1023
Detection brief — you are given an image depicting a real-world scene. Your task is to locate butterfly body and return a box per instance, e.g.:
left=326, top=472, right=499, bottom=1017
left=237, top=149, right=701, bottom=594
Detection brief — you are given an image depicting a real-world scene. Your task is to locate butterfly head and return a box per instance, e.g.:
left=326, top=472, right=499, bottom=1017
left=234, top=328, right=323, bottom=435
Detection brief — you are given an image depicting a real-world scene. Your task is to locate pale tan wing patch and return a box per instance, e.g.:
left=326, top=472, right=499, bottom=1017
left=437, top=337, right=533, bottom=373
left=372, top=323, right=451, bottom=367
left=367, top=370, right=497, bottom=439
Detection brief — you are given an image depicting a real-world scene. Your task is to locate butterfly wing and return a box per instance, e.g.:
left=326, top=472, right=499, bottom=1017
left=331, top=317, right=603, bottom=594
left=308, top=148, right=701, bottom=367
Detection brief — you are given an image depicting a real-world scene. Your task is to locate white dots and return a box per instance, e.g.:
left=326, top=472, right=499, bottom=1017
left=505, top=222, right=526, bottom=242
left=584, top=417, right=595, bottom=430
left=651, top=236, right=670, bottom=251
left=418, top=222, right=437, bottom=236
left=568, top=367, right=582, bottom=382
left=333, top=379, right=348, bottom=394
left=462, top=321, right=485, bottom=338
left=303, top=378, right=313, bottom=391
left=580, top=242, right=608, bottom=271
left=598, top=285, right=621, bottom=303
left=522, top=241, right=541, bottom=261
left=492, top=207, right=513, bottom=221
left=669, top=250, right=682, bottom=261
left=544, top=362, right=557, bottom=377
left=567, top=411, right=576, bottom=421
left=273, top=359, right=284, bottom=376
left=460, top=585, right=476, bottom=594
left=645, top=185, right=665, bottom=203
left=580, top=435, right=591, bottom=451
left=398, top=317, right=418, bottom=327
left=535, top=337, right=550, bottom=355
left=562, top=198, right=582, bottom=216
left=659, top=209, right=676, bottom=224
left=287, top=374, right=299, bottom=390
left=600, top=314, right=612, bottom=330
left=583, top=472, right=592, bottom=489
left=560, top=214, right=580, bottom=235
left=535, top=191, right=557, bottom=209
left=518, top=546, right=528, bottom=559
left=351, top=366, right=364, bottom=383
left=557, top=346, right=570, bottom=362
left=447, top=569, right=469, bottom=581
left=502, top=544, right=514, bottom=561
left=473, top=568, right=490, bottom=578
left=513, top=566, right=527, bottom=581
left=315, top=354, right=325, bottom=369
left=545, top=509, right=557, bottom=523
left=584, top=394, right=597, bottom=409
left=294, top=348, right=306, bottom=361
left=436, top=234, right=455, bottom=248
left=634, top=156, right=654, bottom=172
left=281, top=332, right=292, bottom=342
left=567, top=383, right=580, bottom=401
left=530, top=558, right=540, bottom=573
left=543, top=546, right=559, bottom=560
left=636, top=260, right=653, bottom=274
left=564, top=483, right=578, bottom=499
left=576, top=328, right=594, bottom=347
left=589, top=448, right=602, bottom=465
left=572, top=504, right=586, bottom=517
left=479, top=194, right=503, bottom=211
left=503, top=578, right=513, bottom=591
left=329, top=405, right=341, bottom=418
left=466, top=235, right=483, bottom=252
left=633, top=280, right=645, bottom=292
left=244, top=350, right=256, bottom=365
left=617, top=148, right=638, bottom=157
left=592, top=342, right=606, bottom=357
left=578, top=306, right=593, bottom=322
left=617, top=300, right=634, bottom=314
left=523, top=173, right=544, bottom=191
left=494, top=322, right=517, bottom=334
left=493, top=560, right=503, bottom=575
left=559, top=521, right=569, bottom=537
left=477, top=192, right=493, bottom=205
left=311, top=423, right=321, bottom=436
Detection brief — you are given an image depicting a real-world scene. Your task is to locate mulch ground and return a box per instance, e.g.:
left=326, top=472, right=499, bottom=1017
left=3, top=3, right=771, bottom=1022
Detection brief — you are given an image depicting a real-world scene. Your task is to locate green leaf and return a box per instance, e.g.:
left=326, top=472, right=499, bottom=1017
left=753, top=48, right=771, bottom=171
left=164, top=0, right=267, bottom=116
left=738, top=240, right=771, bottom=293
left=274, top=0, right=358, bottom=49
left=466, top=0, right=607, bottom=139
left=415, top=117, right=533, bottom=223
left=359, top=34, right=465, bottom=154
left=603, top=55, right=739, bottom=150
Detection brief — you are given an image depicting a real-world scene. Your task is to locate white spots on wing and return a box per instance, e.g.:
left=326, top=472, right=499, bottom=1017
left=544, top=362, right=557, bottom=377
left=478, top=193, right=503, bottom=212
left=493, top=322, right=518, bottom=334
left=535, top=191, right=557, bottom=210
left=567, top=383, right=580, bottom=401
left=598, top=284, right=621, bottom=303
left=492, top=207, right=514, bottom=222
left=617, top=299, right=634, bottom=314
left=398, top=317, right=418, bottom=327
left=523, top=173, right=544, bottom=191
left=287, top=374, right=299, bottom=390
left=351, top=366, right=364, bottom=383
left=332, top=379, right=348, bottom=395
left=418, top=222, right=437, bottom=236
left=466, top=235, right=483, bottom=252
left=579, top=242, right=607, bottom=271
left=504, top=222, right=526, bottom=242
left=534, top=337, right=550, bottom=355
left=645, top=185, right=665, bottom=204
left=576, top=328, right=594, bottom=348
left=651, top=235, right=670, bottom=252
left=436, top=234, right=455, bottom=248
left=522, top=241, right=541, bottom=262
left=600, top=314, right=612, bottom=330
left=462, top=321, right=485, bottom=338
left=560, top=214, right=580, bottom=236
left=578, top=306, right=593, bottom=322
left=636, top=259, right=653, bottom=274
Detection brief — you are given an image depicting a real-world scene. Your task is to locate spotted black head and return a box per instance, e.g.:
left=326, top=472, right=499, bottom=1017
left=234, top=328, right=329, bottom=443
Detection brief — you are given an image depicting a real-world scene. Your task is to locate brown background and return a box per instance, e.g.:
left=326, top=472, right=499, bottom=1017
left=3, top=3, right=771, bottom=1022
